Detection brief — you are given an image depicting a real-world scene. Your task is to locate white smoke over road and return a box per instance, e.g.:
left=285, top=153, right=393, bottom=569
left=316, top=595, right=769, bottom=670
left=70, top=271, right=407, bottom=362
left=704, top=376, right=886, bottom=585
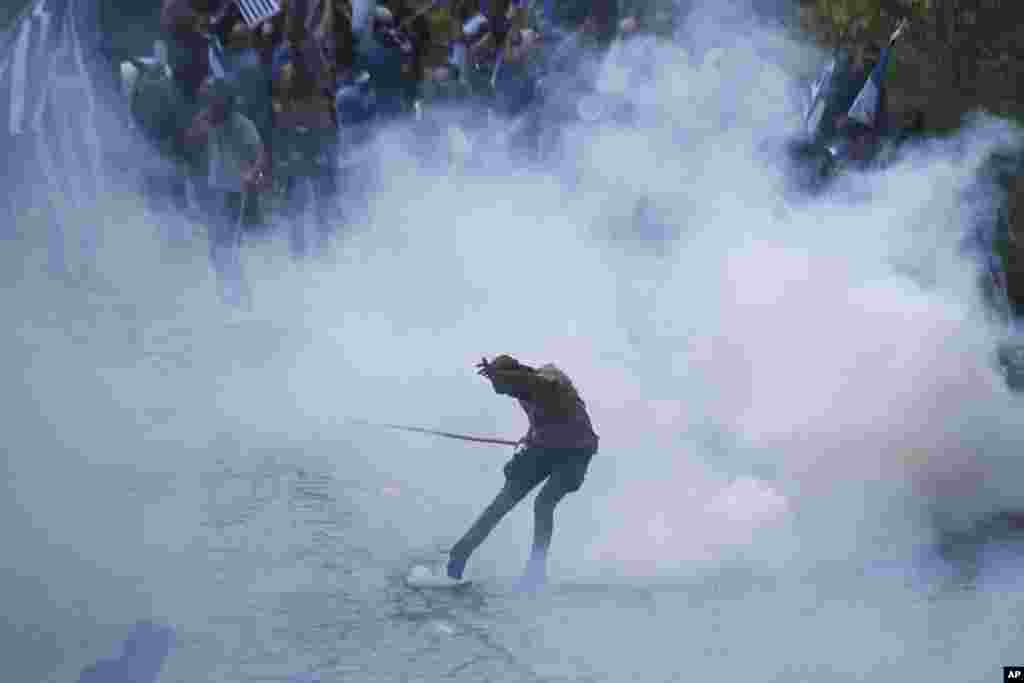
left=3, top=0, right=1024, bottom=680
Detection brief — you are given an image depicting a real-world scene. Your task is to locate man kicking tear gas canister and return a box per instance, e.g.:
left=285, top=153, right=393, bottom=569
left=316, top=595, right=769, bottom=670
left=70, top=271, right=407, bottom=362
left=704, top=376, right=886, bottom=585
left=446, top=355, right=599, bottom=589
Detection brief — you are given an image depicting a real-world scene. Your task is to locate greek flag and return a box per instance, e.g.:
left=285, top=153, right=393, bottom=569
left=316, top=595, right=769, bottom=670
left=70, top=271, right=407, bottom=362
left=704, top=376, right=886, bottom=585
left=846, top=45, right=891, bottom=129
left=236, top=0, right=282, bottom=29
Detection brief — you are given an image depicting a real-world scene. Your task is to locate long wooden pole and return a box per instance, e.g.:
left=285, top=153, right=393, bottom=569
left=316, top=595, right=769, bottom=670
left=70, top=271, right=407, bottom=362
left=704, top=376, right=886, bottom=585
left=345, top=418, right=519, bottom=446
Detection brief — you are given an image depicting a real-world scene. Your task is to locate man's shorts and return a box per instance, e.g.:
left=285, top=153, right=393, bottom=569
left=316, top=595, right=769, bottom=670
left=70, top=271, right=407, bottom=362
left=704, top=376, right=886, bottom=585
left=503, top=446, right=596, bottom=494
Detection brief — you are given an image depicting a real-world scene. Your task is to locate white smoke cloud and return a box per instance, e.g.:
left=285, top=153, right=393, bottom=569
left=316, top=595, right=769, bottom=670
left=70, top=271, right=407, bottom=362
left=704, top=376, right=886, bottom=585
left=4, top=0, right=1024, bottom=680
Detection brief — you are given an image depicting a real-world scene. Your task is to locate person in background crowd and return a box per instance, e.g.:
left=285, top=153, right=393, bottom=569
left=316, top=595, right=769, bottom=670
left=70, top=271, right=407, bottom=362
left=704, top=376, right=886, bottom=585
left=161, top=0, right=221, bottom=102
left=825, top=20, right=907, bottom=171
left=274, top=61, right=342, bottom=258
left=387, top=0, right=433, bottom=86
left=272, top=0, right=343, bottom=257
left=214, top=17, right=276, bottom=157
left=121, top=44, right=195, bottom=238
left=186, top=77, right=270, bottom=307
left=353, top=6, right=419, bottom=120
left=206, top=8, right=279, bottom=226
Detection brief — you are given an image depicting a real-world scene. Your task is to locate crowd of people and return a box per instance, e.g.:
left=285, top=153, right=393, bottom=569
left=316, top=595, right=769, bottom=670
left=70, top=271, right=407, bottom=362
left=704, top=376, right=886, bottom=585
left=116, top=1, right=952, bottom=312
left=118, top=0, right=676, bottom=306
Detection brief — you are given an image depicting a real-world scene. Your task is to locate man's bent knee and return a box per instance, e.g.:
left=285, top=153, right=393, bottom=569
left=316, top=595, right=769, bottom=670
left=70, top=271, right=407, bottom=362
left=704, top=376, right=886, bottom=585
left=535, top=478, right=573, bottom=512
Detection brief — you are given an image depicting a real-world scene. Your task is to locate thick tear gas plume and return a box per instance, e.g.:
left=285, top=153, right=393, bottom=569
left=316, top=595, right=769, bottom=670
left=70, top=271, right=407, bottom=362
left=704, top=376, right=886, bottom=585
left=3, top=0, right=1024, bottom=680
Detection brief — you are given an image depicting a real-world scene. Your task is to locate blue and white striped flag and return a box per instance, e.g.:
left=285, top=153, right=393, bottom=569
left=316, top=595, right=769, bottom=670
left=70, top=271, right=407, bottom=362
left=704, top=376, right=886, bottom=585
left=846, top=45, right=891, bottom=129
left=236, top=0, right=282, bottom=28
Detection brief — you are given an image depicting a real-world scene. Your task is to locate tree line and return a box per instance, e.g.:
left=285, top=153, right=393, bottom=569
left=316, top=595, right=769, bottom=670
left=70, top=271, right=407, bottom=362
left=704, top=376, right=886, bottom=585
left=802, top=0, right=1024, bottom=126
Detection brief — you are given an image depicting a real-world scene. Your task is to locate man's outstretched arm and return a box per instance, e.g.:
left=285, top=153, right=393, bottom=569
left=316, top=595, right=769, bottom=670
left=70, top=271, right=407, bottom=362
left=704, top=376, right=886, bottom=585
left=476, top=356, right=555, bottom=398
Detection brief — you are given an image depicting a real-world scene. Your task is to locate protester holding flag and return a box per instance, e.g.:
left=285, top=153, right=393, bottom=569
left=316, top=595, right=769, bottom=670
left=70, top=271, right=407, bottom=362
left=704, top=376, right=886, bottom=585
left=836, top=45, right=885, bottom=163
left=835, top=19, right=908, bottom=162
left=279, top=0, right=338, bottom=99
left=809, top=18, right=898, bottom=147
left=845, top=21, right=906, bottom=131
left=211, top=17, right=276, bottom=157
left=445, top=355, right=599, bottom=589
